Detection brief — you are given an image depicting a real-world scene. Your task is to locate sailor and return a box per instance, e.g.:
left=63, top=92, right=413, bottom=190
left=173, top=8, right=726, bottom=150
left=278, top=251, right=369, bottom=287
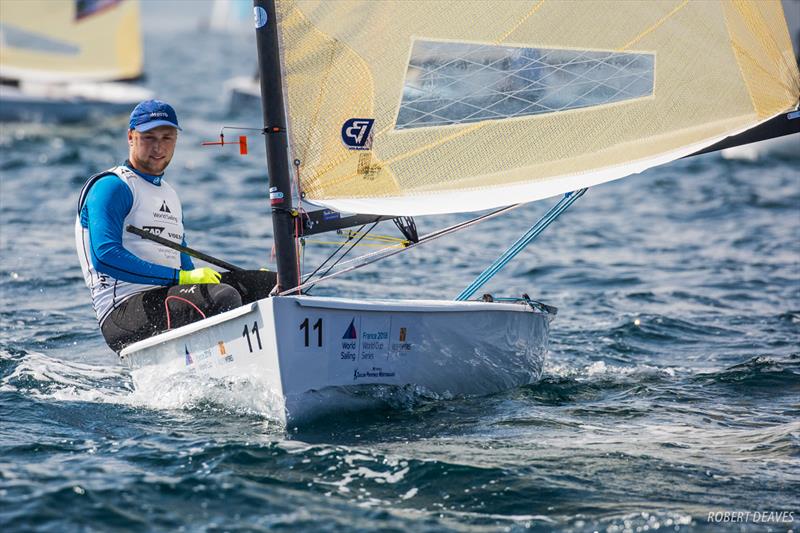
left=75, top=100, right=244, bottom=352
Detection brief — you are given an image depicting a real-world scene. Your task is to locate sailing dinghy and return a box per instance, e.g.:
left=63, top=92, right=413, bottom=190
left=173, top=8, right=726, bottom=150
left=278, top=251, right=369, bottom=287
left=120, top=1, right=799, bottom=425
left=0, top=0, right=152, bottom=123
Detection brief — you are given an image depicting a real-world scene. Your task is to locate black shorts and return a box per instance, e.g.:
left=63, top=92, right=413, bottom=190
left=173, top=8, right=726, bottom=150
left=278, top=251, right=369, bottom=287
left=101, top=270, right=277, bottom=353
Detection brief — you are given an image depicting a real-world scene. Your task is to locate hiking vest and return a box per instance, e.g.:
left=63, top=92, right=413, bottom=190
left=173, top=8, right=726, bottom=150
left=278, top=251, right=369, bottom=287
left=75, top=165, right=184, bottom=324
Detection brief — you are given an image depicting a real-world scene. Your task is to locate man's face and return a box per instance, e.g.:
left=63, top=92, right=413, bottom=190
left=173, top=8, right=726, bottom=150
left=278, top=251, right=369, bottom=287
left=128, top=125, right=177, bottom=175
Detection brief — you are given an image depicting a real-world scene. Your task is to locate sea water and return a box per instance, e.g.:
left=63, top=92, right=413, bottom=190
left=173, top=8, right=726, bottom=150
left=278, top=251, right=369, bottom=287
left=1, top=25, right=798, bottom=533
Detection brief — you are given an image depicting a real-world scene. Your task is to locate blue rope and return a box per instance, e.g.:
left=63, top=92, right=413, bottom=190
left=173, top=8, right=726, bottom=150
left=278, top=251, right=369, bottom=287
left=455, top=188, right=587, bottom=301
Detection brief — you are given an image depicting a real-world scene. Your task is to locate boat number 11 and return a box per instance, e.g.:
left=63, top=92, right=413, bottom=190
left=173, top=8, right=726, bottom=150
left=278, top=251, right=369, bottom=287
left=299, top=318, right=323, bottom=347
left=242, top=321, right=262, bottom=352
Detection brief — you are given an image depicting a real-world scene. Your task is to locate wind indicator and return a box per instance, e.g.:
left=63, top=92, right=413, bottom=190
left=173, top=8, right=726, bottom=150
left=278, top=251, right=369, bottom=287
left=201, top=126, right=262, bottom=155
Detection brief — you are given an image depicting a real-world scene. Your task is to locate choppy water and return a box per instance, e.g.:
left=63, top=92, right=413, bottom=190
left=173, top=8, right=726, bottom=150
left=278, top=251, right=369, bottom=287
left=1, top=26, right=799, bottom=533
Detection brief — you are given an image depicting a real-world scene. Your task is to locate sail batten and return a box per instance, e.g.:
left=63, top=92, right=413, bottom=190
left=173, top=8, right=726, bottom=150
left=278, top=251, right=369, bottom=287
left=277, top=0, right=800, bottom=216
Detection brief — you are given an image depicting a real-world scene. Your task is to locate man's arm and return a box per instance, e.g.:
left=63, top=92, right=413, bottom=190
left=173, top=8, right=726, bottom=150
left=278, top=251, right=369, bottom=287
left=84, top=176, right=179, bottom=285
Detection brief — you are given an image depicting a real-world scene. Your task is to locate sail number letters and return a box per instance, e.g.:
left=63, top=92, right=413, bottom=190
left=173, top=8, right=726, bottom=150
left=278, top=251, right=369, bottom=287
left=299, top=317, right=323, bottom=348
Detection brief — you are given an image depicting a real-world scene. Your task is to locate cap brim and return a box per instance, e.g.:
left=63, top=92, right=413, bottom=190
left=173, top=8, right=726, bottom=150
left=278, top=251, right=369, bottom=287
left=134, top=120, right=182, bottom=132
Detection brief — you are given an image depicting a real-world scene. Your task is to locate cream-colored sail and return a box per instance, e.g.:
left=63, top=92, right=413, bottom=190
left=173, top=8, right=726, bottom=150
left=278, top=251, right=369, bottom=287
left=0, top=0, right=143, bottom=83
left=275, top=0, right=800, bottom=216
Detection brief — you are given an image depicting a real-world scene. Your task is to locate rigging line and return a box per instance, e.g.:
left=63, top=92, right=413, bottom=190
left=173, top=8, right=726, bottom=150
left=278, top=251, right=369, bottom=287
left=303, top=221, right=379, bottom=294
left=295, top=215, right=302, bottom=292
left=303, top=224, right=365, bottom=283
left=304, top=240, right=405, bottom=248
left=278, top=203, right=523, bottom=296
left=455, top=188, right=586, bottom=301
left=340, top=231, right=407, bottom=243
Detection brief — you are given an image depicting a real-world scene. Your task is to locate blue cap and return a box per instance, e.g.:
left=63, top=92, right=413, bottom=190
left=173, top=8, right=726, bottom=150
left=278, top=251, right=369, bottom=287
left=129, top=99, right=182, bottom=132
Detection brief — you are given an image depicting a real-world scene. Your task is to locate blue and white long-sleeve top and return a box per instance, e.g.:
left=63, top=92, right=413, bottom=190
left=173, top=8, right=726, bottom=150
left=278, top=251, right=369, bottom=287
left=75, top=163, right=194, bottom=324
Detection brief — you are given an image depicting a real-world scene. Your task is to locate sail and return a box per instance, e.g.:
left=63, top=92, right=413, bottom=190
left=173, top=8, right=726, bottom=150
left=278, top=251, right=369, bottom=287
left=274, top=0, right=800, bottom=216
left=0, top=0, right=143, bottom=83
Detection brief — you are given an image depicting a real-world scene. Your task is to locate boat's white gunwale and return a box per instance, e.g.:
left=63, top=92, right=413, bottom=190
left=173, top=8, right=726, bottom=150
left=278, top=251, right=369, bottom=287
left=293, top=295, right=541, bottom=313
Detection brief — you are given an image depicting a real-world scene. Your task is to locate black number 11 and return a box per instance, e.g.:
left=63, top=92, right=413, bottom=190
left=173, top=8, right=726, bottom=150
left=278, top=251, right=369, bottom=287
left=300, top=318, right=323, bottom=347
left=242, top=321, right=262, bottom=352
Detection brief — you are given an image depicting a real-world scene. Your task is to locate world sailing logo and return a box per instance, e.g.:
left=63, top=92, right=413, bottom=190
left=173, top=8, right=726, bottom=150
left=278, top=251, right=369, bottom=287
left=341, top=118, right=375, bottom=150
left=340, top=318, right=358, bottom=361
left=184, top=345, right=193, bottom=366
left=342, top=319, right=357, bottom=339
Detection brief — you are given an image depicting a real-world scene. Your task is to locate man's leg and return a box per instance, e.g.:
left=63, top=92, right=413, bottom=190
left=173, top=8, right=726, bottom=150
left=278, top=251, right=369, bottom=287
left=100, top=287, right=169, bottom=352
left=100, top=283, right=242, bottom=352
left=220, top=270, right=278, bottom=304
left=159, top=283, right=242, bottom=330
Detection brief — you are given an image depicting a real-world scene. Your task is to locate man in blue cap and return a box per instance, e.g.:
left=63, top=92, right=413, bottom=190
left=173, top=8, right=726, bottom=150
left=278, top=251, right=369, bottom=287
left=75, top=100, right=250, bottom=352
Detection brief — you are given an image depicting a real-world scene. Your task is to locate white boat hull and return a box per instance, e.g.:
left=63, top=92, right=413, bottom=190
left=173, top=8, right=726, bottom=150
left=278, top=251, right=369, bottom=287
left=119, top=295, right=552, bottom=424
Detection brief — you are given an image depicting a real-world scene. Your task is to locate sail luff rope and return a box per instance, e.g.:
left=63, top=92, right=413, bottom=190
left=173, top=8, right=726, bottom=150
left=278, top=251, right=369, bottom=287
left=455, top=188, right=586, bottom=301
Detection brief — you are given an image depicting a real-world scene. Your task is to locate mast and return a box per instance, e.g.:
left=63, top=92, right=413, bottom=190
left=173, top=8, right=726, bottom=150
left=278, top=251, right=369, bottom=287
left=253, top=0, right=299, bottom=292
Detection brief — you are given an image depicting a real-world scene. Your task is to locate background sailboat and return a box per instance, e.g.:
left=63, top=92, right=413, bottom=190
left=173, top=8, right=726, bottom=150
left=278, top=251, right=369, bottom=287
left=0, top=0, right=152, bottom=123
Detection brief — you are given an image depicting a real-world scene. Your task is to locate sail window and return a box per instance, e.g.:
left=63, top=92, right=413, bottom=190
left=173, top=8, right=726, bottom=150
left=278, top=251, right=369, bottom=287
left=396, top=40, right=654, bottom=129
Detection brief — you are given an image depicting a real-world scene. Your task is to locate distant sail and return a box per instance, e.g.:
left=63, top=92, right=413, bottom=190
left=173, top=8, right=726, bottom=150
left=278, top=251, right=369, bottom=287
left=0, top=0, right=143, bottom=83
left=275, top=1, right=800, bottom=215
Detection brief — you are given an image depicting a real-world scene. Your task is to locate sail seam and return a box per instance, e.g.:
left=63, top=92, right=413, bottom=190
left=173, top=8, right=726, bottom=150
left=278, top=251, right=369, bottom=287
left=618, top=0, right=689, bottom=51
left=494, top=0, right=545, bottom=44
left=299, top=44, right=337, bottom=176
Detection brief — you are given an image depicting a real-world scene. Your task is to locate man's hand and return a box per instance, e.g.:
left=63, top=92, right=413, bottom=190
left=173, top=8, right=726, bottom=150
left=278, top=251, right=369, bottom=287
left=179, top=267, right=221, bottom=285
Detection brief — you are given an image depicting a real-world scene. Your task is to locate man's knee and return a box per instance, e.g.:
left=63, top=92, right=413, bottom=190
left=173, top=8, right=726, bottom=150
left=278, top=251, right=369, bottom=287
left=210, top=283, right=242, bottom=311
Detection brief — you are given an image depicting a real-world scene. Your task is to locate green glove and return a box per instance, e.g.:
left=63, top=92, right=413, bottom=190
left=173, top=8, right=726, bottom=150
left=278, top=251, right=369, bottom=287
left=179, top=267, right=221, bottom=285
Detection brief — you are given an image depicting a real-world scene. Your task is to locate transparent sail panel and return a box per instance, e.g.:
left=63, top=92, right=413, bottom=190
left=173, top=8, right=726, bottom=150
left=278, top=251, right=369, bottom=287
left=396, top=40, right=655, bottom=129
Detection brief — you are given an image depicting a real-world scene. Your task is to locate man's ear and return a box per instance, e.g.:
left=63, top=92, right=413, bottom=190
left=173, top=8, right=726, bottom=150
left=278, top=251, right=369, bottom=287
left=127, top=129, right=134, bottom=145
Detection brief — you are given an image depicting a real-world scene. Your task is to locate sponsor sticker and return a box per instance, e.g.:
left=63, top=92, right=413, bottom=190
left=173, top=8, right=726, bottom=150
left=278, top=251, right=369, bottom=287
left=341, top=118, right=375, bottom=150
left=141, top=225, right=165, bottom=236
left=254, top=6, right=268, bottom=28
left=217, top=341, right=233, bottom=363
left=340, top=318, right=358, bottom=361
left=353, top=367, right=396, bottom=381
left=269, top=187, right=284, bottom=205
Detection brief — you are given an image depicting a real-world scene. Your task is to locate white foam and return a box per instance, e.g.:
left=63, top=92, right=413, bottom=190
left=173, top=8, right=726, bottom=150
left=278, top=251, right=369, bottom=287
left=1, top=350, right=285, bottom=420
